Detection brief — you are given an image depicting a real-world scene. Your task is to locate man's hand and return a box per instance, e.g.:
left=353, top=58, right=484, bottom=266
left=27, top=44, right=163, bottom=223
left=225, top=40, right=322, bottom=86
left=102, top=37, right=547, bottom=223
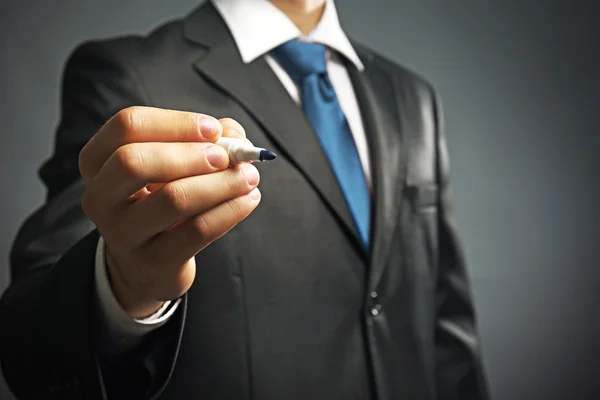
left=79, top=107, right=261, bottom=319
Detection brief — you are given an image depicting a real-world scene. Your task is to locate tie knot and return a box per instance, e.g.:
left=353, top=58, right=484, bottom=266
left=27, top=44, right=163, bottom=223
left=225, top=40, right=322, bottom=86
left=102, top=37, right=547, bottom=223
left=270, top=40, right=327, bottom=85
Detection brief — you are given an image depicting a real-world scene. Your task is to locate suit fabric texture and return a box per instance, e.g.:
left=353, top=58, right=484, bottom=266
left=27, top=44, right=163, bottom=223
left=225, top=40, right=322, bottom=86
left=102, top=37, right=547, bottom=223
left=0, top=3, right=489, bottom=400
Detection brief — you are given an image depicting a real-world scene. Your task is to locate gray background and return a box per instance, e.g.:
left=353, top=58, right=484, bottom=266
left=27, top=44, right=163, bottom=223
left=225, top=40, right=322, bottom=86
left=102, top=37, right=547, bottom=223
left=1, top=0, right=598, bottom=399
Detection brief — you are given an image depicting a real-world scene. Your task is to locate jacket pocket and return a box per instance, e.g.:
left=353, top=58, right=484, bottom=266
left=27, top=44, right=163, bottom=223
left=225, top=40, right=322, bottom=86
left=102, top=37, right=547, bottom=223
left=405, top=183, right=439, bottom=211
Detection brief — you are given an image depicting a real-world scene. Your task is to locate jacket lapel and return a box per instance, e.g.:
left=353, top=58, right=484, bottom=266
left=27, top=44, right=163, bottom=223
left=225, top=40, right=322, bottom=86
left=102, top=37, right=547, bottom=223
left=348, top=47, right=408, bottom=289
left=183, top=3, right=365, bottom=252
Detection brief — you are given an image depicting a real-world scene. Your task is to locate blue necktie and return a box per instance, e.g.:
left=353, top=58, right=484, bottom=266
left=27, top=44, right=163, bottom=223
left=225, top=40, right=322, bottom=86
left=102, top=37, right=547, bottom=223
left=271, top=40, right=370, bottom=249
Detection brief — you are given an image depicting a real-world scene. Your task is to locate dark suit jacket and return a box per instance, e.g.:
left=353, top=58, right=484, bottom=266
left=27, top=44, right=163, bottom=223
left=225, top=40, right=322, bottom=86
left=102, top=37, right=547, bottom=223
left=0, top=2, right=489, bottom=399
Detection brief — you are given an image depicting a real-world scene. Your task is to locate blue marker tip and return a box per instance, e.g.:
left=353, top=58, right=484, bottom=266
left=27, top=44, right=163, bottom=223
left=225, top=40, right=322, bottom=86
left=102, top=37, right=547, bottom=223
left=259, top=150, right=277, bottom=161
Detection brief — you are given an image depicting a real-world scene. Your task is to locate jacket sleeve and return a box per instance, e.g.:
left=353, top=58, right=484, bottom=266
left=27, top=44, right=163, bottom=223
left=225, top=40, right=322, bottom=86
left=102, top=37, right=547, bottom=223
left=0, top=41, right=186, bottom=400
left=432, top=87, right=491, bottom=400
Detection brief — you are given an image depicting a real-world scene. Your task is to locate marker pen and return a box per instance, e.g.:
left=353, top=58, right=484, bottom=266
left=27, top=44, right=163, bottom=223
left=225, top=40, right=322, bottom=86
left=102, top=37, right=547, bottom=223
left=216, top=137, right=276, bottom=164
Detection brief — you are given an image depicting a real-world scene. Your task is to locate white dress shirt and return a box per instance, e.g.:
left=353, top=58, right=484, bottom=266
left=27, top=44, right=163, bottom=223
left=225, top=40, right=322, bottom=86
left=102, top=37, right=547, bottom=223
left=95, top=0, right=370, bottom=351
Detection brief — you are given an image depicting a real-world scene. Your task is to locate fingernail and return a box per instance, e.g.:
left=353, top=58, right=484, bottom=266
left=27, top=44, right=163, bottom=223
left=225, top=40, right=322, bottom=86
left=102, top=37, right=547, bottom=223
left=248, top=187, right=261, bottom=201
left=205, top=146, right=227, bottom=167
left=240, top=163, right=259, bottom=186
left=199, top=117, right=221, bottom=140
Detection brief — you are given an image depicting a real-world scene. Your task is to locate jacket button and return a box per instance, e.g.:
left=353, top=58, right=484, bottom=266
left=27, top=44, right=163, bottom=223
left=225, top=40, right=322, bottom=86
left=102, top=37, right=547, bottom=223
left=370, top=303, right=382, bottom=316
left=370, top=291, right=378, bottom=299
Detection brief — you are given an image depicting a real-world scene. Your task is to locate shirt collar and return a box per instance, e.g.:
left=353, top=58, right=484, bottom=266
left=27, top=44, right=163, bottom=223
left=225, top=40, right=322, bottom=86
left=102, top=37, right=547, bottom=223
left=211, top=0, right=364, bottom=71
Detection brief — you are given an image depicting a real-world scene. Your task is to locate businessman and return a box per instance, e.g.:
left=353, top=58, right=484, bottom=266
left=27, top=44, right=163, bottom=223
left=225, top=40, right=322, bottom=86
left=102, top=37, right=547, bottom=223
left=0, top=0, right=489, bottom=399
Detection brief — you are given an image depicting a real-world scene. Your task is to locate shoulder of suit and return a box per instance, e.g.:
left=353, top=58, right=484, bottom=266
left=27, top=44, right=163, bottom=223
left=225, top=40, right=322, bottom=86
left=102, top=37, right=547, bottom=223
left=351, top=39, right=437, bottom=96
left=66, top=16, right=195, bottom=73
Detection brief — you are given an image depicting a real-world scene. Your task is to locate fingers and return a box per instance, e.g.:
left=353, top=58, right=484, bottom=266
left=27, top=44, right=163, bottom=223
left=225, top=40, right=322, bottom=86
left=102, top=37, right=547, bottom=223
left=219, top=117, right=246, bottom=138
left=108, top=164, right=260, bottom=247
left=219, top=117, right=253, bottom=146
left=87, top=142, right=230, bottom=204
left=79, top=107, right=223, bottom=181
left=143, top=187, right=262, bottom=267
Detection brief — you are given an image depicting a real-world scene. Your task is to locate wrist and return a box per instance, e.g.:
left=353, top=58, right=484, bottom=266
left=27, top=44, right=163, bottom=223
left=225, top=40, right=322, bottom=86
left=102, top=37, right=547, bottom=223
left=105, top=250, right=164, bottom=319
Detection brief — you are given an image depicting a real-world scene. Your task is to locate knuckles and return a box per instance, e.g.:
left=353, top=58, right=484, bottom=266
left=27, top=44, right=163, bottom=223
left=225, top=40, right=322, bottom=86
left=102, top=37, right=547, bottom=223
left=225, top=168, right=250, bottom=193
left=112, top=144, right=145, bottom=179
left=79, top=109, right=258, bottom=267
left=113, top=106, right=145, bottom=137
left=189, top=214, right=212, bottom=242
left=78, top=106, right=144, bottom=181
left=160, top=182, right=191, bottom=218
left=224, top=197, right=245, bottom=221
